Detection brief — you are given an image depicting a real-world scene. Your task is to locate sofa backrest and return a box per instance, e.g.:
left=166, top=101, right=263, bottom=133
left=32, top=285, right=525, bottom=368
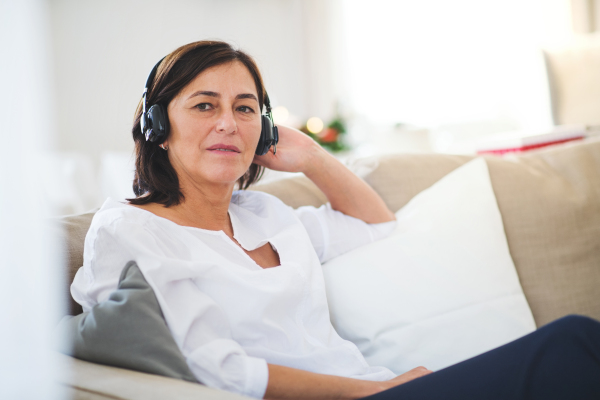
left=56, top=138, right=600, bottom=327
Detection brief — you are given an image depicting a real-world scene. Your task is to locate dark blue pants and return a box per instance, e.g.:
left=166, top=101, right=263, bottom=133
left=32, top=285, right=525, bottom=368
left=362, top=315, right=600, bottom=400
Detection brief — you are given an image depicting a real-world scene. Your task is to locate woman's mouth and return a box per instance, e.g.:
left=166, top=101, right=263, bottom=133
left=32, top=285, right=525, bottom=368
left=207, top=144, right=241, bottom=153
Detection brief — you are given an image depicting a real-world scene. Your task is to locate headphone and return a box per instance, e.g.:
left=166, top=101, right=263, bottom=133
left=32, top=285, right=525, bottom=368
left=140, top=57, right=278, bottom=156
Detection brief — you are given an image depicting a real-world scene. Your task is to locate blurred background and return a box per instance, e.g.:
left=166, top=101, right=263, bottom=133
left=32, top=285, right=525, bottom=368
left=8, top=0, right=600, bottom=217
left=38, top=0, right=600, bottom=215
left=3, top=1, right=600, bottom=397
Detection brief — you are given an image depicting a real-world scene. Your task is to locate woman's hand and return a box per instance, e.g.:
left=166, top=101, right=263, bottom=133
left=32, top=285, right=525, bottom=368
left=252, top=125, right=324, bottom=174
left=361, top=367, right=433, bottom=398
left=254, top=124, right=394, bottom=224
left=383, top=366, right=433, bottom=390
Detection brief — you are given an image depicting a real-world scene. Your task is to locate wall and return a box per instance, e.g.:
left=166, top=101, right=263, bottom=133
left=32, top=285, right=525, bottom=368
left=49, top=0, right=336, bottom=163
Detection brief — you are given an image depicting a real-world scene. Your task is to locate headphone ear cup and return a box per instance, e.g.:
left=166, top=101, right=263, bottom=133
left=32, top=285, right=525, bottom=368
left=144, top=104, right=169, bottom=143
left=256, top=114, right=271, bottom=155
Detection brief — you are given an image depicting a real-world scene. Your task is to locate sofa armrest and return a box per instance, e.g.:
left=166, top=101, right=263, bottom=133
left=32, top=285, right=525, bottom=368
left=56, top=353, right=252, bottom=400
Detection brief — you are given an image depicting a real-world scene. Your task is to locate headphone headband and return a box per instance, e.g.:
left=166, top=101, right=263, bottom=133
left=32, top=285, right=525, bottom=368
left=142, top=57, right=166, bottom=115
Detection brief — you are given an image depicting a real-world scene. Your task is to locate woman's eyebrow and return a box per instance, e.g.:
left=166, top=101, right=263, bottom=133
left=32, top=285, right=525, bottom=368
left=187, top=91, right=258, bottom=102
left=236, top=93, right=258, bottom=102
left=188, top=90, right=219, bottom=100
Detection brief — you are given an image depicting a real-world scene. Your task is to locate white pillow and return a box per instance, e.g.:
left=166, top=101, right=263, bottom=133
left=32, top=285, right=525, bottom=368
left=322, top=158, right=536, bottom=374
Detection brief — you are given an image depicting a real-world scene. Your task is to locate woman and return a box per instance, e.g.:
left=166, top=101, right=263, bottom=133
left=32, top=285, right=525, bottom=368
left=72, top=41, right=600, bottom=400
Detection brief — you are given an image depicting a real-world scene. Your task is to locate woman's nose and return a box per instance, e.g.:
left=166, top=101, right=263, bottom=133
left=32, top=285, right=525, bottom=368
left=215, top=109, right=237, bottom=134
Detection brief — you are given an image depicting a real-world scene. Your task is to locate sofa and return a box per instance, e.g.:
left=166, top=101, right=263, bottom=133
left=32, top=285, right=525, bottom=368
left=54, top=137, right=600, bottom=399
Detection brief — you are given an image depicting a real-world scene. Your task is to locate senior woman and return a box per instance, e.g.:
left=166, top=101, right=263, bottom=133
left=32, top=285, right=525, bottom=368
left=71, top=40, right=600, bottom=400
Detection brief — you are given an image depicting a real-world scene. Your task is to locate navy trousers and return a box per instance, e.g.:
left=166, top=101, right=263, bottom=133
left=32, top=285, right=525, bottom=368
left=362, top=315, right=600, bottom=400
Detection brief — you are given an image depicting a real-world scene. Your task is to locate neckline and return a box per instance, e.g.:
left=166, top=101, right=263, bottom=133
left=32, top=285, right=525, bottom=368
left=105, top=197, right=280, bottom=269
left=106, top=197, right=262, bottom=249
left=107, top=197, right=234, bottom=235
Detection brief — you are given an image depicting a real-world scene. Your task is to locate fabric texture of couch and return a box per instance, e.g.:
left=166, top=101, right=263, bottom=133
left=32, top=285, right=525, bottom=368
left=53, top=137, right=600, bottom=399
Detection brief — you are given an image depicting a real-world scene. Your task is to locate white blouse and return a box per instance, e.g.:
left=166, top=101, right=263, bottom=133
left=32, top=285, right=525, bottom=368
left=71, top=191, right=397, bottom=398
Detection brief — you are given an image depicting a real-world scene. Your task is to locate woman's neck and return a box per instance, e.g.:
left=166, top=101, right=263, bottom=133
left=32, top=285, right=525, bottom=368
left=132, top=181, right=236, bottom=235
left=173, top=185, right=234, bottom=232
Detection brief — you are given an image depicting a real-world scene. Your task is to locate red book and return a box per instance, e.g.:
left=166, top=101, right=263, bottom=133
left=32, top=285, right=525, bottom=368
left=476, top=125, right=587, bottom=155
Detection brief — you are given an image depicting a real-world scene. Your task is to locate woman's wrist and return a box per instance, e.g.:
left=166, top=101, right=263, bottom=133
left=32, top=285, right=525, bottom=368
left=300, top=141, right=334, bottom=177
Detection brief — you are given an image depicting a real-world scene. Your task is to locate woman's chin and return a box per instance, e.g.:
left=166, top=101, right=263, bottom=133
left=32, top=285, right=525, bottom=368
left=189, top=159, right=253, bottom=188
left=201, top=170, right=248, bottom=187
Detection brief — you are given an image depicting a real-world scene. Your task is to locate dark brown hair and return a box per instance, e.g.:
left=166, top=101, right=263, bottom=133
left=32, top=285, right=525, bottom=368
left=128, top=40, right=266, bottom=207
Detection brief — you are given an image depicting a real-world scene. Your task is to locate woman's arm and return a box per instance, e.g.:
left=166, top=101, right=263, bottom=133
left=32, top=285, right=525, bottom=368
left=302, top=144, right=394, bottom=223
left=253, top=126, right=395, bottom=224
left=265, top=364, right=432, bottom=399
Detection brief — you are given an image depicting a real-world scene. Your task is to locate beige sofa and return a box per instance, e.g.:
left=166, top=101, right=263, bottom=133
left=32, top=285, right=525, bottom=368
left=55, top=137, right=600, bottom=399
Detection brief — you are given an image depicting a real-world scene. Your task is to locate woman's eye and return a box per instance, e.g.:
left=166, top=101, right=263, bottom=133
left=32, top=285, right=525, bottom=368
left=195, top=103, right=213, bottom=111
left=238, top=106, right=255, bottom=113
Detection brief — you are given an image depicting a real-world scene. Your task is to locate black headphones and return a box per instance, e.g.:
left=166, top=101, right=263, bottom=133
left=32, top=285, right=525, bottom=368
left=140, top=57, right=278, bottom=156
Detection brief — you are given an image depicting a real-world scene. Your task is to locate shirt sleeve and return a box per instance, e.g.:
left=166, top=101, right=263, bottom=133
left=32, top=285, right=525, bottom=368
left=294, top=203, right=397, bottom=264
left=71, top=218, right=269, bottom=398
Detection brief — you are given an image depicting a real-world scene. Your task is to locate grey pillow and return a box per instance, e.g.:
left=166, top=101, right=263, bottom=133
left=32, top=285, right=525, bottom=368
left=56, top=261, right=198, bottom=383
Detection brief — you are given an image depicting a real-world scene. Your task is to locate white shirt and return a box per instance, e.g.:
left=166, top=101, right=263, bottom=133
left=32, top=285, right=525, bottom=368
left=71, top=191, right=397, bottom=398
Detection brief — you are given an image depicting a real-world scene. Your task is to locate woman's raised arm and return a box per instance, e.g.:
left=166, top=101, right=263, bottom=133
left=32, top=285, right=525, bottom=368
left=253, top=125, right=395, bottom=224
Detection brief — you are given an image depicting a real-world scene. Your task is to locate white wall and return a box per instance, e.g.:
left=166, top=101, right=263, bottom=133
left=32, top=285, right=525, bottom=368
left=49, top=0, right=336, bottom=163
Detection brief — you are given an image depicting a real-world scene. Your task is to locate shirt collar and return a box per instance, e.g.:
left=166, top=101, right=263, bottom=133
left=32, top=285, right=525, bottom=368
left=228, top=202, right=270, bottom=251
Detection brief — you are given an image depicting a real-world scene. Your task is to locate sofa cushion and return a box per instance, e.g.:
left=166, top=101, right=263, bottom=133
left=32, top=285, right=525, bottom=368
left=358, top=153, right=474, bottom=213
left=322, top=158, right=536, bottom=374
left=485, top=138, right=600, bottom=326
left=361, top=138, right=600, bottom=326
left=249, top=174, right=328, bottom=208
left=56, top=261, right=197, bottom=383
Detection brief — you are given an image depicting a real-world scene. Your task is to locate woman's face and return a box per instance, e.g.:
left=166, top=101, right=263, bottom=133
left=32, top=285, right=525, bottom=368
left=163, top=61, right=262, bottom=190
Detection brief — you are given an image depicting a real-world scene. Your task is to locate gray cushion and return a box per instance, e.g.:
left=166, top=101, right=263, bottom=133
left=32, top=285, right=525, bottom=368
left=56, top=261, right=198, bottom=383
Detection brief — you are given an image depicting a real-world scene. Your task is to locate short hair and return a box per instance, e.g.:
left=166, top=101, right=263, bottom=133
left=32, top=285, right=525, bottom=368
left=128, top=40, right=266, bottom=207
